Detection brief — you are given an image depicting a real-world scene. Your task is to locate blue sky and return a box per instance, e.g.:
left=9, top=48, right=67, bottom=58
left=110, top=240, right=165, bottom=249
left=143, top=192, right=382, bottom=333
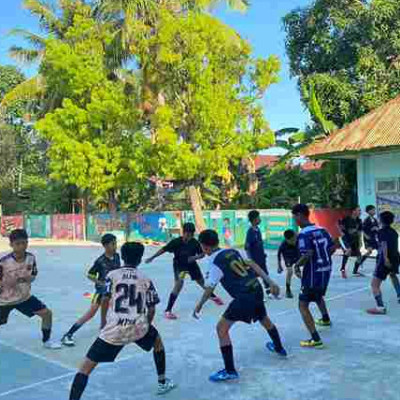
left=0, top=0, right=310, bottom=133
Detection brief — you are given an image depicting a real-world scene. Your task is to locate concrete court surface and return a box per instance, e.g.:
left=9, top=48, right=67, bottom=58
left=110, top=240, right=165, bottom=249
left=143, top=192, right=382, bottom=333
left=0, top=245, right=399, bottom=400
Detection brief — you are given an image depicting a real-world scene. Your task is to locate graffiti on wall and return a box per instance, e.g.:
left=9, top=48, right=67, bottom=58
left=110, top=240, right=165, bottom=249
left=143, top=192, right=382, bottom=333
left=1, top=216, right=24, bottom=236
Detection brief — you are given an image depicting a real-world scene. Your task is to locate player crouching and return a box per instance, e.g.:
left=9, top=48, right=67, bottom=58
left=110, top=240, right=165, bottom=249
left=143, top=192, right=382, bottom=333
left=69, top=242, right=175, bottom=399
left=193, top=230, right=287, bottom=383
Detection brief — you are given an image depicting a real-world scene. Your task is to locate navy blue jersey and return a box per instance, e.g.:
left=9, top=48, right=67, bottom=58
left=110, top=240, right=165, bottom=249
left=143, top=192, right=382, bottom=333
left=88, top=253, right=121, bottom=292
left=363, top=216, right=379, bottom=241
left=377, top=227, right=399, bottom=268
left=278, top=241, right=300, bottom=266
left=245, top=227, right=266, bottom=267
left=164, top=237, right=202, bottom=270
left=207, top=249, right=262, bottom=299
left=297, top=225, right=334, bottom=289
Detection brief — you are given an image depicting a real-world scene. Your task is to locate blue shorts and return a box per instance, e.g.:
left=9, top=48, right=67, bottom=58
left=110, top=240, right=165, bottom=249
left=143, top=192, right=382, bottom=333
left=0, top=296, right=47, bottom=325
left=299, top=287, right=327, bottom=304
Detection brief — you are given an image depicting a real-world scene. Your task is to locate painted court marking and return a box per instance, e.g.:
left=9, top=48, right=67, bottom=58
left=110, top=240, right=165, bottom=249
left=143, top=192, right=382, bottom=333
left=0, top=284, right=371, bottom=399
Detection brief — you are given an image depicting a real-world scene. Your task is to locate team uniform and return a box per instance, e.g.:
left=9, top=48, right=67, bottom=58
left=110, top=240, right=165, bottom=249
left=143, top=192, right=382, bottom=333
left=373, top=227, right=400, bottom=281
left=86, top=266, right=160, bottom=362
left=278, top=241, right=300, bottom=268
left=206, top=249, right=266, bottom=324
left=363, top=216, right=380, bottom=250
left=340, top=216, right=362, bottom=257
left=0, top=252, right=45, bottom=325
left=87, top=253, right=121, bottom=305
left=163, top=237, right=203, bottom=281
left=297, top=226, right=334, bottom=303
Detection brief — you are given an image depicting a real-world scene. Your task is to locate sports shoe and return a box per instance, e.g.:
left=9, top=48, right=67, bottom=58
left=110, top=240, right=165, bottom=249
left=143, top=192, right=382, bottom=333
left=286, top=290, right=293, bottom=299
left=164, top=311, right=178, bottom=320
left=366, top=307, right=387, bottom=315
left=341, top=270, right=347, bottom=279
left=43, top=340, right=62, bottom=350
left=209, top=369, right=239, bottom=382
left=211, top=296, right=224, bottom=306
left=61, top=335, right=75, bottom=347
left=315, top=319, right=332, bottom=327
left=300, top=339, right=324, bottom=349
left=157, top=379, right=176, bottom=395
left=266, top=342, right=287, bottom=357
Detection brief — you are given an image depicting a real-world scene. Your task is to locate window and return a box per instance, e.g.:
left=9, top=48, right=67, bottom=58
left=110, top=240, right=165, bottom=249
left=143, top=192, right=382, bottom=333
left=376, top=179, right=398, bottom=194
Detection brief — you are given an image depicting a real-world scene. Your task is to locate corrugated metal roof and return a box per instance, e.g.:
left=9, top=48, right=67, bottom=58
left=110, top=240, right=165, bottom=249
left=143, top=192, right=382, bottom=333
left=304, top=95, right=400, bottom=157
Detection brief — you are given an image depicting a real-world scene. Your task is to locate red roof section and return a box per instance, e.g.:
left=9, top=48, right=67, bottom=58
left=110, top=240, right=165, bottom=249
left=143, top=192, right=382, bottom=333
left=254, top=155, right=279, bottom=170
left=304, top=95, right=400, bottom=157
left=300, top=160, right=325, bottom=171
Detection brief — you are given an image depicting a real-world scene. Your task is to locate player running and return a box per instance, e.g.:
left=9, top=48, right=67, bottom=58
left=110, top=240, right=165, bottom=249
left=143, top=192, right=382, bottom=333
left=193, top=230, right=287, bottom=382
left=62, top=234, right=120, bottom=346
left=292, top=204, right=336, bottom=349
left=367, top=211, right=400, bottom=315
left=338, top=206, right=363, bottom=278
left=361, top=205, right=380, bottom=263
left=277, top=229, right=300, bottom=298
left=69, top=242, right=175, bottom=400
left=146, top=222, right=223, bottom=320
left=0, top=229, right=61, bottom=349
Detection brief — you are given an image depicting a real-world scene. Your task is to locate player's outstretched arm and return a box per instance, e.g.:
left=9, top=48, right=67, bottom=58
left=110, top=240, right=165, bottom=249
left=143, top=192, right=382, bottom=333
left=148, top=306, right=156, bottom=324
left=100, top=296, right=110, bottom=329
left=145, top=248, right=166, bottom=264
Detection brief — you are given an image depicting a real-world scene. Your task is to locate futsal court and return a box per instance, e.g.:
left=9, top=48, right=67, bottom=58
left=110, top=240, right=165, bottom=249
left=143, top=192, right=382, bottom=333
left=1, top=245, right=399, bottom=400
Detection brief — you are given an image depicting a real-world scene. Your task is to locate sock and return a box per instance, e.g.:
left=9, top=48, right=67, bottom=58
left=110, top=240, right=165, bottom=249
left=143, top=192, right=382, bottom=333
left=322, top=313, right=330, bottom=322
left=66, top=323, right=83, bottom=337
left=165, top=293, right=178, bottom=313
left=42, top=329, right=51, bottom=343
left=391, top=278, right=400, bottom=297
left=375, top=294, right=384, bottom=308
left=353, top=262, right=360, bottom=274
left=267, top=326, right=284, bottom=352
left=286, top=284, right=291, bottom=292
left=69, top=373, right=88, bottom=400
left=220, top=345, right=236, bottom=374
left=210, top=292, right=217, bottom=299
left=341, top=256, right=349, bottom=272
left=359, top=255, right=368, bottom=266
left=311, top=331, right=321, bottom=342
left=154, top=350, right=166, bottom=384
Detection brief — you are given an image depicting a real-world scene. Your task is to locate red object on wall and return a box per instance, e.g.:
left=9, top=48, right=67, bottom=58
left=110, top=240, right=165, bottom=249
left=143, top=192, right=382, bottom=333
left=1, top=215, right=24, bottom=236
left=310, top=209, right=350, bottom=239
left=51, top=214, right=84, bottom=240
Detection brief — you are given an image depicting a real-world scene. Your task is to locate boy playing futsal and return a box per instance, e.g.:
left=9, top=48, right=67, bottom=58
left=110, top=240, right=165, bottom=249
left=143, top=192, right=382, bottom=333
left=69, top=242, right=175, bottom=399
left=0, top=229, right=61, bottom=349
left=367, top=211, right=400, bottom=315
left=62, top=233, right=120, bottom=346
left=146, top=222, right=223, bottom=320
left=292, top=204, right=336, bottom=348
left=193, top=230, right=286, bottom=382
left=277, top=229, right=300, bottom=298
left=361, top=205, right=380, bottom=263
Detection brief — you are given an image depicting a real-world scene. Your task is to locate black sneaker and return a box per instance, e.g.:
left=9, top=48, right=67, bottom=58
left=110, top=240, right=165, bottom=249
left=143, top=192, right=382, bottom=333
left=286, top=290, right=293, bottom=299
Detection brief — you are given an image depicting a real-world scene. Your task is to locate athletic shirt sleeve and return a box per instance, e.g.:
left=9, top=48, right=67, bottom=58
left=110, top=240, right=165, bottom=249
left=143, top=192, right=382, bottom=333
left=163, top=238, right=179, bottom=253
left=297, top=232, right=311, bottom=256
left=87, top=259, right=100, bottom=280
left=206, top=262, right=224, bottom=288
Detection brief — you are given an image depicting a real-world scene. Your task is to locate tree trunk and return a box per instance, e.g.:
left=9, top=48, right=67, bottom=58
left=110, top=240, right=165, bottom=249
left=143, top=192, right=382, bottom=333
left=108, top=190, right=118, bottom=230
left=188, top=185, right=206, bottom=232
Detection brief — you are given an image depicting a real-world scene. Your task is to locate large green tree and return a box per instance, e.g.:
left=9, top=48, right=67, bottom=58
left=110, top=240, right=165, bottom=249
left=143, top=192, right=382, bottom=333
left=284, top=0, right=400, bottom=128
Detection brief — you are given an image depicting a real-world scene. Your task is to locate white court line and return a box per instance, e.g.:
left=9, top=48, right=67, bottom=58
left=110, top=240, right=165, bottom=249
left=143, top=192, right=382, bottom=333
left=0, top=372, right=75, bottom=398
left=0, top=284, right=371, bottom=399
left=0, top=339, right=74, bottom=371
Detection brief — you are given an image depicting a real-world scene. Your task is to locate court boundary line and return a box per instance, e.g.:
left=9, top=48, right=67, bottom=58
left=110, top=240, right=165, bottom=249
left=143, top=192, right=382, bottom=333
left=0, top=283, right=372, bottom=399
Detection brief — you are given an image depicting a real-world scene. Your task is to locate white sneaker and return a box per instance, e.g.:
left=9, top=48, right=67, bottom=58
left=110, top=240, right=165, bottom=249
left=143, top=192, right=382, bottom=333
left=61, top=335, right=75, bottom=347
left=157, top=379, right=176, bottom=395
left=43, top=340, right=62, bottom=350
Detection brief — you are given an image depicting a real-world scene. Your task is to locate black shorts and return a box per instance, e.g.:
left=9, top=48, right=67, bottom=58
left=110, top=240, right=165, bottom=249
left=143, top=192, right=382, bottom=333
left=364, top=238, right=379, bottom=250
left=0, top=296, right=47, bottom=325
left=374, top=263, right=399, bottom=281
left=86, top=326, right=159, bottom=363
left=299, top=287, right=327, bottom=304
left=223, top=294, right=267, bottom=324
left=341, top=236, right=361, bottom=257
left=173, top=264, right=203, bottom=281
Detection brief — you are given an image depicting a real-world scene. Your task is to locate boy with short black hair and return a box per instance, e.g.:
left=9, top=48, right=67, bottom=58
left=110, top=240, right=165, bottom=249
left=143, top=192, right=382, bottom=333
left=245, top=210, right=272, bottom=298
left=193, top=230, right=287, bottom=382
left=62, top=233, right=120, bottom=346
left=361, top=205, right=380, bottom=263
left=146, top=222, right=223, bottom=320
left=278, top=229, right=300, bottom=298
left=367, top=211, right=400, bottom=315
left=0, top=229, right=60, bottom=349
left=339, top=206, right=363, bottom=278
left=292, top=204, right=336, bottom=349
left=69, top=242, right=175, bottom=399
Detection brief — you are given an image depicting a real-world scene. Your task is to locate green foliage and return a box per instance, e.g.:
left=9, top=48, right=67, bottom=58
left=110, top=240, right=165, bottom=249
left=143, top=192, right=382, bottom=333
left=284, top=0, right=400, bottom=128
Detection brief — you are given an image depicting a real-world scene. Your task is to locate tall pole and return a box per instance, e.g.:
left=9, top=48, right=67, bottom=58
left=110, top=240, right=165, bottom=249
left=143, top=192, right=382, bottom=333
left=72, top=200, right=76, bottom=241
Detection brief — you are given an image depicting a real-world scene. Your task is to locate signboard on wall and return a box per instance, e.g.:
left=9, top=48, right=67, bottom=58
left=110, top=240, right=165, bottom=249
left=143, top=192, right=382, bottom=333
left=377, top=194, right=400, bottom=233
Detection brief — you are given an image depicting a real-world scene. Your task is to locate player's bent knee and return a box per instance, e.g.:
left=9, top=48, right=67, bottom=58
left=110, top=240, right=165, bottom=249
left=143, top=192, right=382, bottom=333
left=79, top=358, right=97, bottom=375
